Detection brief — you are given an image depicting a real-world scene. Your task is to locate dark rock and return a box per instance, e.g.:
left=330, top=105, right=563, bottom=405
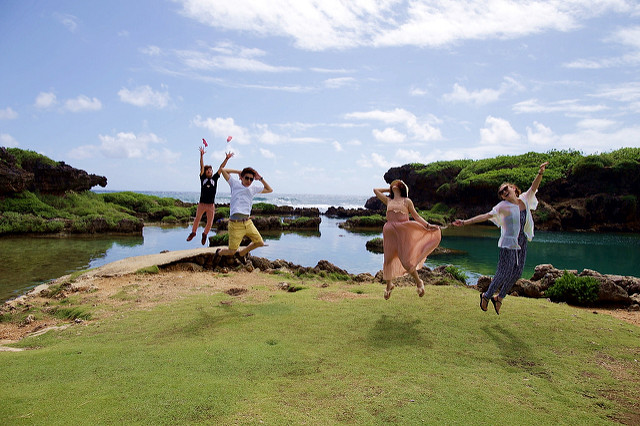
left=314, top=260, right=349, bottom=275
left=325, top=206, right=382, bottom=218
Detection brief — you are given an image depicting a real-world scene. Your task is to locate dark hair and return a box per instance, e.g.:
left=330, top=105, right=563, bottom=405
left=389, top=180, right=408, bottom=199
left=203, top=165, right=213, bottom=174
left=498, top=182, right=521, bottom=199
left=240, top=167, right=257, bottom=178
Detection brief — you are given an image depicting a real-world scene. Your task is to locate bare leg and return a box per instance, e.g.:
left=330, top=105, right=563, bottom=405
left=384, top=280, right=395, bottom=300
left=238, top=241, right=264, bottom=257
left=409, top=269, right=425, bottom=297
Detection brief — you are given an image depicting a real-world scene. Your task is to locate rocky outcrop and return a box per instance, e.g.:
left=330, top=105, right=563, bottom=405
left=379, top=160, right=640, bottom=232
left=475, top=264, right=640, bottom=308
left=215, top=216, right=321, bottom=231
left=0, top=148, right=107, bottom=195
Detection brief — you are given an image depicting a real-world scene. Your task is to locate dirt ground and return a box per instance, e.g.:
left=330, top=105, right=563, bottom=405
left=1, top=248, right=639, bottom=347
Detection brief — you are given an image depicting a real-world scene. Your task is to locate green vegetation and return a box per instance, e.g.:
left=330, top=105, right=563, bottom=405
left=418, top=202, right=456, bottom=225
left=1, top=281, right=638, bottom=423
left=4, top=148, right=59, bottom=168
left=0, top=190, right=199, bottom=234
left=343, top=214, right=386, bottom=228
left=252, top=202, right=277, bottom=213
left=135, top=265, right=160, bottom=275
left=412, top=148, right=640, bottom=195
left=444, top=265, right=469, bottom=283
left=546, top=271, right=601, bottom=306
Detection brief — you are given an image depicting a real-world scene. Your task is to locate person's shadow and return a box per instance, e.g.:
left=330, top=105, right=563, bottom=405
left=481, top=324, right=551, bottom=380
left=367, top=314, right=432, bottom=348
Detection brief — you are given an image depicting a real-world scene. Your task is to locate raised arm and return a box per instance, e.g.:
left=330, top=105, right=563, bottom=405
left=199, top=147, right=205, bottom=175
left=217, top=152, right=234, bottom=174
left=452, top=212, right=493, bottom=227
left=221, top=168, right=241, bottom=182
left=373, top=188, right=390, bottom=206
left=253, top=171, right=273, bottom=194
left=529, top=161, right=549, bottom=194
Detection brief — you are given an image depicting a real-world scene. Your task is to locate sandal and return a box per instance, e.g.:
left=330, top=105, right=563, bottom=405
left=479, top=293, right=489, bottom=311
left=186, top=232, right=196, bottom=242
left=491, top=296, right=502, bottom=315
left=384, top=284, right=395, bottom=300
left=417, top=281, right=425, bottom=297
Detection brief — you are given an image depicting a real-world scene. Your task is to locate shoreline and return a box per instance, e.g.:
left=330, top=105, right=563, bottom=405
left=2, top=249, right=638, bottom=349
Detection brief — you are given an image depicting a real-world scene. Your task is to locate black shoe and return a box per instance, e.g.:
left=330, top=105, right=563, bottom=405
left=234, top=252, right=247, bottom=264
left=186, top=232, right=196, bottom=241
left=201, top=233, right=208, bottom=246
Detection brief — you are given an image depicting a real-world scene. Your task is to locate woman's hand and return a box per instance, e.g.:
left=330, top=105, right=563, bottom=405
left=452, top=219, right=465, bottom=227
left=539, top=161, right=549, bottom=174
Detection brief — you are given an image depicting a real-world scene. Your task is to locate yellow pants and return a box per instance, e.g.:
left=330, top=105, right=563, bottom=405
left=228, top=219, right=263, bottom=250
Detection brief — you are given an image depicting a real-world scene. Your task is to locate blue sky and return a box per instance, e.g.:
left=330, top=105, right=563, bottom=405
left=1, top=0, right=639, bottom=195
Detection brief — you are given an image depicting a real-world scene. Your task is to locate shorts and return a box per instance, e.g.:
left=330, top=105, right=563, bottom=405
left=228, top=219, right=263, bottom=250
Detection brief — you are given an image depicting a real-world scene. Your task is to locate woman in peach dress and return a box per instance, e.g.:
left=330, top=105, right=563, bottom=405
left=374, top=180, right=442, bottom=300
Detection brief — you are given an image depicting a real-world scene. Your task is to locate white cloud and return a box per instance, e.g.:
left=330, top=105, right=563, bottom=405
left=371, top=152, right=393, bottom=169
left=0, top=133, right=19, bottom=147
left=576, top=118, right=617, bottom=131
left=260, top=148, right=276, bottom=158
left=35, top=92, right=57, bottom=109
left=93, top=132, right=180, bottom=163
left=176, top=0, right=631, bottom=51
left=345, top=108, right=442, bottom=142
left=118, top=85, right=171, bottom=108
left=443, top=77, right=524, bottom=105
left=513, top=99, right=609, bottom=114
left=192, top=115, right=251, bottom=144
left=0, top=107, right=18, bottom=120
left=526, top=121, right=557, bottom=147
left=324, top=77, right=356, bottom=89
left=332, top=141, right=343, bottom=152
left=564, top=25, right=640, bottom=69
left=53, top=12, right=78, bottom=32
left=175, top=41, right=299, bottom=73
left=64, top=95, right=102, bottom=112
left=479, top=116, right=521, bottom=145
left=373, top=127, right=406, bottom=143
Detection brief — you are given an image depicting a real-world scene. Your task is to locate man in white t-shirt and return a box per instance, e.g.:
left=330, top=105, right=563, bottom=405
left=215, top=166, right=273, bottom=261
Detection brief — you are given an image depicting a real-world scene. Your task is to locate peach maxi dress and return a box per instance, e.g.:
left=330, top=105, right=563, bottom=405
left=383, top=198, right=442, bottom=281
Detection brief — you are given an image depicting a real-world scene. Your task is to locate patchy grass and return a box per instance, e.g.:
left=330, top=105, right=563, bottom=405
left=1, top=277, right=638, bottom=424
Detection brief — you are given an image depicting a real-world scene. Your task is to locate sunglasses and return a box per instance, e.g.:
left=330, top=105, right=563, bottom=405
left=499, top=186, right=510, bottom=195
left=243, top=176, right=254, bottom=182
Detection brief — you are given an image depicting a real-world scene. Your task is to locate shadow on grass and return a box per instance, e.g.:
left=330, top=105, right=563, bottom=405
left=368, top=314, right=432, bottom=348
left=481, top=324, right=551, bottom=380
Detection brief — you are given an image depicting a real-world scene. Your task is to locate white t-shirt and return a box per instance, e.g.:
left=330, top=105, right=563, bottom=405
left=228, top=177, right=264, bottom=216
left=488, top=188, right=538, bottom=249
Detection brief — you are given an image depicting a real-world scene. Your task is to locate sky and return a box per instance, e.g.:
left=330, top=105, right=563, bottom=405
left=1, top=0, right=640, bottom=196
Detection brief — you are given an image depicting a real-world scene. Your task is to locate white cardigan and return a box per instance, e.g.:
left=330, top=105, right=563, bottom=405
left=488, top=188, right=538, bottom=249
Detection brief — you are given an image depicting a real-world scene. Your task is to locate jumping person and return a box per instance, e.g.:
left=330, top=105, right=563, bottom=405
left=187, top=148, right=233, bottom=245
left=374, top=180, right=442, bottom=300
left=214, top=166, right=273, bottom=262
left=452, top=162, right=549, bottom=314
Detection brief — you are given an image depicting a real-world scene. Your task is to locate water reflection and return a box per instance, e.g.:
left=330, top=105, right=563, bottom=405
left=2, top=218, right=639, bottom=303
left=0, top=234, right=143, bottom=302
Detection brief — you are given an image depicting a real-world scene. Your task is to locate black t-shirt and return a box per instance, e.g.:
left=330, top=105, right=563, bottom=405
left=199, top=172, right=220, bottom=204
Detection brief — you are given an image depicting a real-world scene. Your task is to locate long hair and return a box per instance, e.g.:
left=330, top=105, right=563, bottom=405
left=389, top=179, right=409, bottom=199
left=498, top=182, right=521, bottom=199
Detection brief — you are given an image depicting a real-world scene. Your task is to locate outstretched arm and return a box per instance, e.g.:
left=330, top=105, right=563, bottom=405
left=407, top=198, right=439, bottom=230
left=217, top=152, right=234, bottom=174
left=452, top=212, right=493, bottom=227
left=373, top=188, right=390, bottom=206
left=529, top=161, right=549, bottom=194
left=199, top=147, right=205, bottom=176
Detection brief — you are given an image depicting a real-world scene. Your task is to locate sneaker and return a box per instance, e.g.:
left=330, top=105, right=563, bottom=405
left=234, top=252, right=247, bottom=264
left=186, top=232, right=196, bottom=242
left=201, top=233, right=208, bottom=246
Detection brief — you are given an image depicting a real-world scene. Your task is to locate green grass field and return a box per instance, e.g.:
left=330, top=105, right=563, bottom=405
left=1, top=279, right=638, bottom=424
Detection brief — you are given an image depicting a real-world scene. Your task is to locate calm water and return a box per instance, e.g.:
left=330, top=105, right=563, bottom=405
left=2, top=192, right=640, bottom=303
